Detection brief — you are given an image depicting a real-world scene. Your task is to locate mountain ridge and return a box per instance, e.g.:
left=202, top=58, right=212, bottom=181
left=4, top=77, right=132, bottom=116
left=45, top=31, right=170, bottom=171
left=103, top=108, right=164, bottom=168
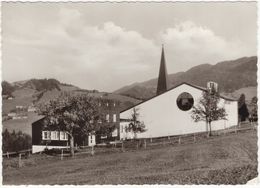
left=114, top=56, right=257, bottom=100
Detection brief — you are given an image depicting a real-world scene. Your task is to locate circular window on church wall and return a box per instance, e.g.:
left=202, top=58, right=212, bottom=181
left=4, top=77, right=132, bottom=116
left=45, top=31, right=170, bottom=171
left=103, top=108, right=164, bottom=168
left=176, top=92, right=194, bottom=111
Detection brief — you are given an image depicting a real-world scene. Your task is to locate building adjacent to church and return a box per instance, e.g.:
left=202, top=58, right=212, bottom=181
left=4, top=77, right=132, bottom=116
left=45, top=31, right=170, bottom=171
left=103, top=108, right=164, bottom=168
left=31, top=99, right=120, bottom=153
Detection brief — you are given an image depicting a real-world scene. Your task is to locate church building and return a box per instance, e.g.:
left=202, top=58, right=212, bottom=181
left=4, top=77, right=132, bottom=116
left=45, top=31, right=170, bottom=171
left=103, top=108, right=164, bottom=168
left=119, top=47, right=238, bottom=140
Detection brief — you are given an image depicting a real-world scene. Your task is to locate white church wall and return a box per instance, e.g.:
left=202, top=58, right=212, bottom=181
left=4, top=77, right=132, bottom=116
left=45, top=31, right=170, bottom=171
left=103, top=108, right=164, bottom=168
left=120, top=83, right=238, bottom=139
left=211, top=99, right=238, bottom=131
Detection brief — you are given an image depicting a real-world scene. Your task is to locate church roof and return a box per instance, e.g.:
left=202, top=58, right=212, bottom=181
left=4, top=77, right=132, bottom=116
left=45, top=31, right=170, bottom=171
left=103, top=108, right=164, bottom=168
left=120, top=82, right=237, bottom=113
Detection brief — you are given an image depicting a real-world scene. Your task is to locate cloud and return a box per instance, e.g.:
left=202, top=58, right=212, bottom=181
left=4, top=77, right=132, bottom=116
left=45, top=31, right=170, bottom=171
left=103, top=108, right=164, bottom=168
left=3, top=8, right=159, bottom=91
left=2, top=8, right=256, bottom=92
left=160, top=21, right=254, bottom=72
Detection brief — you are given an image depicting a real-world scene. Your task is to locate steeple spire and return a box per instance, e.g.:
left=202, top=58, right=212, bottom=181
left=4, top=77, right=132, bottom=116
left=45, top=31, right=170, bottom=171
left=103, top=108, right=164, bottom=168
left=156, top=45, right=169, bottom=95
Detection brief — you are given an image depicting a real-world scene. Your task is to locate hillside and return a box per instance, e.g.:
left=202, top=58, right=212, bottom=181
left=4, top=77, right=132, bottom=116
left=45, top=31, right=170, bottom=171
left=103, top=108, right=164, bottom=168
left=222, top=86, right=257, bottom=103
left=115, top=56, right=257, bottom=100
left=3, top=129, right=257, bottom=184
left=2, top=78, right=141, bottom=135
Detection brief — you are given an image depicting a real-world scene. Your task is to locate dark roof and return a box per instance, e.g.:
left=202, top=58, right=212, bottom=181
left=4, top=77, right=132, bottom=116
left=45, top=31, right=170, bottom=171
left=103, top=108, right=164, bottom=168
left=32, top=116, right=45, bottom=126
left=120, top=82, right=237, bottom=113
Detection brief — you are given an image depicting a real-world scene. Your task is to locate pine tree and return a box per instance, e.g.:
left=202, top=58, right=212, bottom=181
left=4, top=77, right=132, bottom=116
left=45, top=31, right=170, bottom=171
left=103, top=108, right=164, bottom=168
left=238, top=94, right=249, bottom=122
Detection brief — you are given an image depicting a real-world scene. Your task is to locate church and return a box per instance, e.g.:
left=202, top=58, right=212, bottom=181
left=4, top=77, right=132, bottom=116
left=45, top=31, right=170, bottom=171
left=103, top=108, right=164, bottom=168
left=119, top=47, right=238, bottom=140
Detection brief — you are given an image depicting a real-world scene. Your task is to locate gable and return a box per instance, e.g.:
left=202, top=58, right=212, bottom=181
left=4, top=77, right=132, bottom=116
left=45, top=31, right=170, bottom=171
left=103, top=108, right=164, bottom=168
left=120, top=82, right=236, bottom=114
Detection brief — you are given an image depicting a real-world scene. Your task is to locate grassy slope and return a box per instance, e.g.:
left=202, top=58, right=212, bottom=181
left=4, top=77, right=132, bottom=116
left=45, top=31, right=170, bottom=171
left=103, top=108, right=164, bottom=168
left=232, top=86, right=257, bottom=102
left=2, top=85, right=140, bottom=135
left=2, top=112, right=43, bottom=136
left=2, top=88, right=35, bottom=114
left=3, top=130, right=257, bottom=185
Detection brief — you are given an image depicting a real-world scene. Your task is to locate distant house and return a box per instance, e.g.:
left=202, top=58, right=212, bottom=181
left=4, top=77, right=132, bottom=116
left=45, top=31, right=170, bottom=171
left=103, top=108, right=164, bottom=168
left=119, top=47, right=238, bottom=140
left=31, top=100, right=121, bottom=153
left=7, top=96, right=14, bottom=100
left=7, top=112, right=17, bottom=117
left=28, top=105, right=37, bottom=112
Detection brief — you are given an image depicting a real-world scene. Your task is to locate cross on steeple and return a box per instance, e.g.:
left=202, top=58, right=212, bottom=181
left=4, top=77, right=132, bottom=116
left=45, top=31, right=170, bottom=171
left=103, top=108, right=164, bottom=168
left=156, top=45, right=169, bottom=95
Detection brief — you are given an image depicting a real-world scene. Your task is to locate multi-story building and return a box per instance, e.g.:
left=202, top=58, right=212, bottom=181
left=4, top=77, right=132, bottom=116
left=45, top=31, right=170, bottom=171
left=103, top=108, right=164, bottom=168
left=31, top=98, right=121, bottom=153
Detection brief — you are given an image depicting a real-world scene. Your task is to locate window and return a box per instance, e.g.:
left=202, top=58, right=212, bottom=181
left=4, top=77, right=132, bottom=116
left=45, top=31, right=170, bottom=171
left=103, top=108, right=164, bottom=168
left=65, top=132, right=68, bottom=140
left=43, top=131, right=61, bottom=140
left=50, top=131, right=59, bottom=140
left=113, top=114, right=117, bottom=122
left=176, top=92, right=194, bottom=111
left=101, top=135, right=107, bottom=139
left=106, top=114, right=109, bottom=122
left=51, top=131, right=55, bottom=140
left=56, top=131, right=60, bottom=140
left=89, top=134, right=95, bottom=144
left=60, top=132, right=65, bottom=140
left=60, top=131, right=68, bottom=141
left=42, top=131, right=49, bottom=140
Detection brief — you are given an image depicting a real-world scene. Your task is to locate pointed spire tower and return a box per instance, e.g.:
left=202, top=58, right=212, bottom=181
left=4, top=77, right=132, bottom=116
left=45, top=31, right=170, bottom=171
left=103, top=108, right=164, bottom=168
left=156, top=45, right=169, bottom=95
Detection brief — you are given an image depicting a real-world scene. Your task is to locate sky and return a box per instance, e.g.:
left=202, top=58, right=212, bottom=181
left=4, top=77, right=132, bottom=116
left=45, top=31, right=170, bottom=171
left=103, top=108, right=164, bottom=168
left=2, top=2, right=257, bottom=92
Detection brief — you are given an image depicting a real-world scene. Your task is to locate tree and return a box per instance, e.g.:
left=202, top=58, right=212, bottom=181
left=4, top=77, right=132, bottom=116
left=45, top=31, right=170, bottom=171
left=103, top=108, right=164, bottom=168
left=238, top=94, right=249, bottom=122
left=2, top=129, right=31, bottom=153
left=2, top=81, right=15, bottom=96
left=191, top=91, right=227, bottom=136
left=38, top=92, right=103, bottom=156
left=250, top=96, right=257, bottom=122
left=126, top=107, right=146, bottom=139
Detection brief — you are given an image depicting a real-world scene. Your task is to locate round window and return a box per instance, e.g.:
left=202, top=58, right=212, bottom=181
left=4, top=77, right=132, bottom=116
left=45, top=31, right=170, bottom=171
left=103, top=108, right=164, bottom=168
left=176, top=92, right=194, bottom=111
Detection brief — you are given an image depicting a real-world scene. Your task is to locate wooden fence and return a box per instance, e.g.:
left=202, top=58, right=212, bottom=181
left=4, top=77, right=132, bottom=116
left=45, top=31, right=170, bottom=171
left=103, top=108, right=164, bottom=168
left=2, top=149, right=32, bottom=158
left=2, top=123, right=257, bottom=164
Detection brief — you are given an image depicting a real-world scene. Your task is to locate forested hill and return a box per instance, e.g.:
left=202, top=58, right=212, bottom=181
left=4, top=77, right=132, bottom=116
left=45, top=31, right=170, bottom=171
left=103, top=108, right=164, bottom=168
left=2, top=78, right=140, bottom=114
left=114, top=56, right=257, bottom=100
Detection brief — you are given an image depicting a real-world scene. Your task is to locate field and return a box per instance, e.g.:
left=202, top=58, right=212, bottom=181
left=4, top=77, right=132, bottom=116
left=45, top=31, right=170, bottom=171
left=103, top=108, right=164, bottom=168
left=2, top=112, right=43, bottom=136
left=3, top=129, right=257, bottom=185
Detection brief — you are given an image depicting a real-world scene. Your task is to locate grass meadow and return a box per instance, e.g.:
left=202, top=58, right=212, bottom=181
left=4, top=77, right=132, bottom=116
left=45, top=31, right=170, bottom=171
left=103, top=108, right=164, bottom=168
left=3, top=129, right=257, bottom=185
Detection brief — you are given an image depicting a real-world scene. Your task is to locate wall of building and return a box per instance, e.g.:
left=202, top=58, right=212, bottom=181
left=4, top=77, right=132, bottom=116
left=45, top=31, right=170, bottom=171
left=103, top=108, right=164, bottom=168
left=32, top=119, right=69, bottom=146
left=120, top=84, right=238, bottom=139
left=32, top=145, right=69, bottom=154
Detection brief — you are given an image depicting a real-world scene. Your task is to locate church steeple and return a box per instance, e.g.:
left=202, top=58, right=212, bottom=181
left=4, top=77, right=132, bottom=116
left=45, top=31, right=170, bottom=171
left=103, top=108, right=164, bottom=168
left=156, top=45, right=169, bottom=95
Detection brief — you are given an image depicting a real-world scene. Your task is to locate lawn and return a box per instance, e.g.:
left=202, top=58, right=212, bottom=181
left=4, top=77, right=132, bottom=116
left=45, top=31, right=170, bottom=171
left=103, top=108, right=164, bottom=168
left=2, top=112, right=43, bottom=136
left=3, top=130, right=257, bottom=185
